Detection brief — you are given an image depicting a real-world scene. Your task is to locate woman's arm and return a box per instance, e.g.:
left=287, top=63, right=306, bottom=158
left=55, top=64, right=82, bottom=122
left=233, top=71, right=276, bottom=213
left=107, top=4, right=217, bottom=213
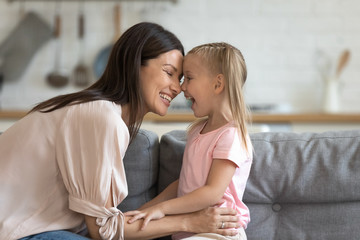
left=85, top=204, right=241, bottom=240
left=127, top=159, right=237, bottom=228
left=124, top=207, right=241, bottom=240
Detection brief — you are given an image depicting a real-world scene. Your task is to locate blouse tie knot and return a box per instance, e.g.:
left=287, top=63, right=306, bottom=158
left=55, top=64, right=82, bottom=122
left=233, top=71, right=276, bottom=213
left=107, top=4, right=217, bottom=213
left=96, top=207, right=124, bottom=240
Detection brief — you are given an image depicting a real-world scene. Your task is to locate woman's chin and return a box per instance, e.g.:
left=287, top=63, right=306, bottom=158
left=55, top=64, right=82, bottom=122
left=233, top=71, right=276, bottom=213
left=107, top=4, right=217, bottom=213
left=152, top=106, right=168, bottom=116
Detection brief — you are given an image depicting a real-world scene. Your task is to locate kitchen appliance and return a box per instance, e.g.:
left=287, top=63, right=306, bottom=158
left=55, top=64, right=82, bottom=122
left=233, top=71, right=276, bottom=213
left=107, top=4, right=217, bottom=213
left=0, top=12, right=52, bottom=82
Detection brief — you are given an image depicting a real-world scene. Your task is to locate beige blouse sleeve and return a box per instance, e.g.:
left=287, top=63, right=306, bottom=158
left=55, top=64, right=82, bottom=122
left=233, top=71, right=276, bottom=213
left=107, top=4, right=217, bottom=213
left=55, top=103, right=129, bottom=240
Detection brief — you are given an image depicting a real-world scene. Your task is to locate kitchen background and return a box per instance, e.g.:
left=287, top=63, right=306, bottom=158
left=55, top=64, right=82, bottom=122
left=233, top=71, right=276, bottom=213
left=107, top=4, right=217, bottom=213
left=0, top=0, right=360, bottom=134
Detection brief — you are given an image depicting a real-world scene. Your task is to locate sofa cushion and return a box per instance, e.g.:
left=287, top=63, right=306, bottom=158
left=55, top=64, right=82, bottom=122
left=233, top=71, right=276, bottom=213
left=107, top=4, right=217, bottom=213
left=118, top=129, right=159, bottom=212
left=158, top=130, right=186, bottom=193
left=245, top=130, right=360, bottom=240
left=158, top=129, right=360, bottom=240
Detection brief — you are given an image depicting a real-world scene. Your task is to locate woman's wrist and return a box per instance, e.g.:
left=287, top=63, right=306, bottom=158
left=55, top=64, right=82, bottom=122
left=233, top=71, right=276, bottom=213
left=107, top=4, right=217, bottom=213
left=179, top=212, right=192, bottom=233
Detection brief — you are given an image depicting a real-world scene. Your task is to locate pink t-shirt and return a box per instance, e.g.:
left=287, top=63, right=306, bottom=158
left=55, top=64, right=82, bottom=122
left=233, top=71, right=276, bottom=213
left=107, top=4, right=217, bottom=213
left=0, top=100, right=129, bottom=240
left=174, top=121, right=253, bottom=239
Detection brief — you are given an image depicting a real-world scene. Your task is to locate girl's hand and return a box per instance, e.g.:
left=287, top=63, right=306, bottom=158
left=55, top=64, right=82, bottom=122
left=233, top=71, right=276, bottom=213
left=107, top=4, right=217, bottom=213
left=125, top=206, right=165, bottom=230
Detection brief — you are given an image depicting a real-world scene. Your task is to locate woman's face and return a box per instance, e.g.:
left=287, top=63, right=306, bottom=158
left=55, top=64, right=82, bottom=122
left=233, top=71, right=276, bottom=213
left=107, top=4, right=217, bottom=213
left=140, top=50, right=183, bottom=116
left=181, top=53, right=217, bottom=118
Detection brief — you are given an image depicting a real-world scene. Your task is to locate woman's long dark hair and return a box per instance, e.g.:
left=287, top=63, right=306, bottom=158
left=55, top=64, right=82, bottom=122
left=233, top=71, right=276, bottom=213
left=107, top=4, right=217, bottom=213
left=30, top=22, right=184, bottom=141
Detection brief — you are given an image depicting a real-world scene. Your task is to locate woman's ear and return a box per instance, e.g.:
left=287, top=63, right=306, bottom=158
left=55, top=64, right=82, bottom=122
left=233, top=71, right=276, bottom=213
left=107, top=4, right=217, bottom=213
left=214, top=74, right=225, bottom=94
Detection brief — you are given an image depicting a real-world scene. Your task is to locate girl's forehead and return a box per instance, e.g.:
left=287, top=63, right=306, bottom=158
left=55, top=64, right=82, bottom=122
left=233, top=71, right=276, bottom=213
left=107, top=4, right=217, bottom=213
left=184, top=54, right=203, bottom=66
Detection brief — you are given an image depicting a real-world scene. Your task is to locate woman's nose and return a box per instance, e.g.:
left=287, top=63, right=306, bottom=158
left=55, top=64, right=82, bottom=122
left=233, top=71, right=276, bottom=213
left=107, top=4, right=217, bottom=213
left=181, top=81, right=186, bottom=92
left=170, top=80, right=181, bottom=95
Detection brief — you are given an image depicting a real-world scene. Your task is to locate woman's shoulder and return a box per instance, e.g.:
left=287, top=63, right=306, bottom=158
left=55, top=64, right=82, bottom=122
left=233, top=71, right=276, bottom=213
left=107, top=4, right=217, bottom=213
left=70, top=100, right=122, bottom=120
left=63, top=100, right=125, bottom=130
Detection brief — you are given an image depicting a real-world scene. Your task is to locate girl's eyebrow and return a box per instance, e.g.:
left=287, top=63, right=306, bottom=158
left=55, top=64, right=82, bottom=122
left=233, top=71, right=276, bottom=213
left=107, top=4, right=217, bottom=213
left=163, top=64, right=178, bottom=72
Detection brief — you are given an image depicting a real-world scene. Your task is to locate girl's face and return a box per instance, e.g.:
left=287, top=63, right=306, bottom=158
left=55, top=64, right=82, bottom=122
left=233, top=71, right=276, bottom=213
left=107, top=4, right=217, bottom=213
left=140, top=50, right=183, bottom=116
left=182, top=53, right=217, bottom=118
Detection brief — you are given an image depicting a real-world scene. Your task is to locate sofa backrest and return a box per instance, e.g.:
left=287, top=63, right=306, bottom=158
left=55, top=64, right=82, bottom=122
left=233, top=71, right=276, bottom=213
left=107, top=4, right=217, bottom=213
left=118, top=129, right=159, bottom=212
left=158, top=129, right=360, bottom=240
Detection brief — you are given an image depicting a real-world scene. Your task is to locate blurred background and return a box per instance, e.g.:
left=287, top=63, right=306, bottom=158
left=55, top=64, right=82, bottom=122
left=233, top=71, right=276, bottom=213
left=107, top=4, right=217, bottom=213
left=1, top=0, right=359, bottom=134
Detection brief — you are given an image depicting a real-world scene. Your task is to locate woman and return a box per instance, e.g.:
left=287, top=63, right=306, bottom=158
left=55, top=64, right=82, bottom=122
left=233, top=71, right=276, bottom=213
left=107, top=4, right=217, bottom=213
left=0, top=22, right=240, bottom=240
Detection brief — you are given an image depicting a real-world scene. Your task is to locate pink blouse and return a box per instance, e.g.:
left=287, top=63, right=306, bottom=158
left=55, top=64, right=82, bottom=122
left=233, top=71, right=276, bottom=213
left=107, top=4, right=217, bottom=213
left=0, top=100, right=129, bottom=240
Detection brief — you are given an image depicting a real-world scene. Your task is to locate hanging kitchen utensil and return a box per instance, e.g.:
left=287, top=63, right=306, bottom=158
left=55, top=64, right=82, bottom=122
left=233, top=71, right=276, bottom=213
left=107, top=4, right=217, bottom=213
left=73, top=1, right=90, bottom=87
left=93, top=4, right=121, bottom=79
left=335, top=49, right=350, bottom=79
left=0, top=11, right=52, bottom=82
left=46, top=2, right=69, bottom=88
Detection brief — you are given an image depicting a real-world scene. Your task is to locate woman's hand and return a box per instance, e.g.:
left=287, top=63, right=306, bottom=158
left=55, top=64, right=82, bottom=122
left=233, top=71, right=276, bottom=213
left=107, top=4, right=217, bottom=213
left=125, top=205, right=165, bottom=230
left=184, top=207, right=241, bottom=236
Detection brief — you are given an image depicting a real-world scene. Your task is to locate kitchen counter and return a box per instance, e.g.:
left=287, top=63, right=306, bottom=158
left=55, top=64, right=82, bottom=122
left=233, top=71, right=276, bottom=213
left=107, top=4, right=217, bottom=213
left=1, top=110, right=360, bottom=123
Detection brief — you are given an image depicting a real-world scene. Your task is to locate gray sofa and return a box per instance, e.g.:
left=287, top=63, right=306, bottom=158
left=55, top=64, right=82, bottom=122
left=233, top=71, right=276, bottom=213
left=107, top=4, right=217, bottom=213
left=118, top=129, right=360, bottom=240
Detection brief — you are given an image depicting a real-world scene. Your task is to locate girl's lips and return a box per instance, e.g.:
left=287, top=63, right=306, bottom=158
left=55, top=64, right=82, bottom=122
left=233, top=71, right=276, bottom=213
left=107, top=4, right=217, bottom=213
left=185, top=96, right=194, bottom=103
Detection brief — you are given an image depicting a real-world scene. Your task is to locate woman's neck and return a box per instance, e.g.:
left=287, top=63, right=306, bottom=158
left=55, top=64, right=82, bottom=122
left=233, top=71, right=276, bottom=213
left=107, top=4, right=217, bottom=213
left=121, top=104, right=131, bottom=127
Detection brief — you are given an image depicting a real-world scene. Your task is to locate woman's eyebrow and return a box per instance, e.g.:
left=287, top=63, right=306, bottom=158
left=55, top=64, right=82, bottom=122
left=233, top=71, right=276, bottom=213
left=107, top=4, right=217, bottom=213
left=163, top=64, right=178, bottom=72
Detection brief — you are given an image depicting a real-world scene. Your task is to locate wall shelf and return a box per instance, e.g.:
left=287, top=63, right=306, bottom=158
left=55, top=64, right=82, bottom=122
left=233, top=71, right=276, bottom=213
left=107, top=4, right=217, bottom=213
left=2, top=110, right=360, bottom=123
left=8, top=0, right=177, bottom=2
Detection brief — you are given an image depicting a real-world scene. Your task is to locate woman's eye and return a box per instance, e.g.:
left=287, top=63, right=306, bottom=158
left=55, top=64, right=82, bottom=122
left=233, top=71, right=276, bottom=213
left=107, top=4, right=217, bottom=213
left=164, top=70, right=173, bottom=76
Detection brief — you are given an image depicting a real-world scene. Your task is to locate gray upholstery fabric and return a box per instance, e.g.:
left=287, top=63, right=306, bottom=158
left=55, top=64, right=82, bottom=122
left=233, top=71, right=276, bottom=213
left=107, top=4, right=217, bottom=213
left=118, top=129, right=159, bottom=212
left=245, top=130, right=360, bottom=240
left=158, top=130, right=186, bottom=193
left=157, top=129, right=360, bottom=240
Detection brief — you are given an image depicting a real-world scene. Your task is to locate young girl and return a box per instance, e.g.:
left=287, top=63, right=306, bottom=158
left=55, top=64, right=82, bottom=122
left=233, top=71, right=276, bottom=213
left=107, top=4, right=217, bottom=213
left=126, top=42, right=253, bottom=240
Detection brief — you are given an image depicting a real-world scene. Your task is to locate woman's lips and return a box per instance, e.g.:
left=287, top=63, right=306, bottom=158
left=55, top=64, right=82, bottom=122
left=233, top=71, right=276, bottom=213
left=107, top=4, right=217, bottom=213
left=159, top=93, right=172, bottom=102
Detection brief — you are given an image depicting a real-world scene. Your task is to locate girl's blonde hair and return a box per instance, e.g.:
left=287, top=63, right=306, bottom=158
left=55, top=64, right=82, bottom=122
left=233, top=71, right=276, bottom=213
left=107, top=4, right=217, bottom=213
left=187, top=42, right=251, bottom=152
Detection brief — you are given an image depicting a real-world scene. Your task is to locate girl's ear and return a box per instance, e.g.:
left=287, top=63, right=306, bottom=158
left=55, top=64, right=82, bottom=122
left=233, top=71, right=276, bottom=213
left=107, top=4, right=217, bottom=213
left=214, top=74, right=225, bottom=94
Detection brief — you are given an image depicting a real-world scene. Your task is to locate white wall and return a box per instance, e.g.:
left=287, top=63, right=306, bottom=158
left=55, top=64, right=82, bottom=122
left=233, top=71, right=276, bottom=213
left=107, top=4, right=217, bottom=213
left=1, top=0, right=360, bottom=112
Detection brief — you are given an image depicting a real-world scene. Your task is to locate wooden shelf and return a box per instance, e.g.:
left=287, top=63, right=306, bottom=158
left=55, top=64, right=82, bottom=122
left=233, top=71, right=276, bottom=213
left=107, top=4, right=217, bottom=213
left=144, top=112, right=360, bottom=123
left=8, top=0, right=177, bottom=2
left=2, top=110, right=360, bottom=124
left=0, top=110, right=28, bottom=119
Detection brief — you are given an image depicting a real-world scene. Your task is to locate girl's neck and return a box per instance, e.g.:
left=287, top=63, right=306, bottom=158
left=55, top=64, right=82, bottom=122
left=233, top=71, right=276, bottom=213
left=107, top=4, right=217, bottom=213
left=201, top=110, right=233, bottom=134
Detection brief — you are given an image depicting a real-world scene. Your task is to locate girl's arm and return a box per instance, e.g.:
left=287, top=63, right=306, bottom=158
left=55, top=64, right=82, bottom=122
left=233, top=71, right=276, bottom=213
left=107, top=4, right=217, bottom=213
left=124, top=207, right=240, bottom=239
left=126, top=159, right=237, bottom=229
left=138, top=179, right=179, bottom=210
left=85, top=203, right=241, bottom=240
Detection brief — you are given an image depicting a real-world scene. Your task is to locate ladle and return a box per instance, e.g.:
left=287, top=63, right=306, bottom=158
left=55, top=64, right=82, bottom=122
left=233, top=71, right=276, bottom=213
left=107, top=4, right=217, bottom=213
left=47, top=2, right=68, bottom=88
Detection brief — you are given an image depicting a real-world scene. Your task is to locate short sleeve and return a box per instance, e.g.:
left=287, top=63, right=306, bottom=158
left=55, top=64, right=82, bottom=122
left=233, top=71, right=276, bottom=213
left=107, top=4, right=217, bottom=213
left=55, top=102, right=129, bottom=240
left=213, top=128, right=252, bottom=167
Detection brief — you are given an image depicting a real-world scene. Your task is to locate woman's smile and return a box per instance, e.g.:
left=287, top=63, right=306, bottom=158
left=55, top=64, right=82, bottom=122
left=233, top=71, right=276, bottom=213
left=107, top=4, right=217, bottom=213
left=140, top=50, right=183, bottom=115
